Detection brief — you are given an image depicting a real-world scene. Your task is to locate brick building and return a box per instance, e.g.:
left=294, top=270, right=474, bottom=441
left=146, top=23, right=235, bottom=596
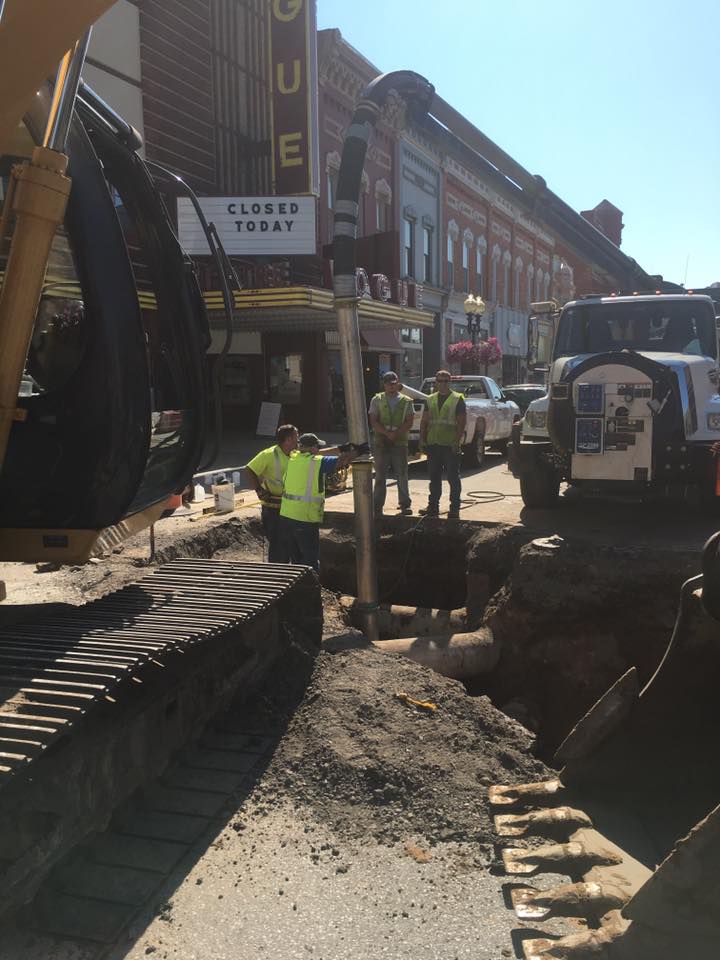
left=87, top=3, right=666, bottom=431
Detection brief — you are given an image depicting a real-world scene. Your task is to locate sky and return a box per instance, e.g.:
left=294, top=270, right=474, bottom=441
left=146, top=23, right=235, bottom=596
left=317, top=0, right=719, bottom=288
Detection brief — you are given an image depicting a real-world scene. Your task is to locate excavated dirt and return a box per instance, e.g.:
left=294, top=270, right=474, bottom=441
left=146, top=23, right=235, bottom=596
left=238, top=644, right=547, bottom=860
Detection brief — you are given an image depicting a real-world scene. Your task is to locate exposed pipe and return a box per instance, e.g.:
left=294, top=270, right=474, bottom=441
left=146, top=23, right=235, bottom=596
left=340, top=595, right=466, bottom=639
left=333, top=70, right=434, bottom=644
left=372, top=628, right=499, bottom=681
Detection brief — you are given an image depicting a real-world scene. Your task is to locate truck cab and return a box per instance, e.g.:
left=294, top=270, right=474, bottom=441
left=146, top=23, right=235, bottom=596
left=511, top=293, right=720, bottom=507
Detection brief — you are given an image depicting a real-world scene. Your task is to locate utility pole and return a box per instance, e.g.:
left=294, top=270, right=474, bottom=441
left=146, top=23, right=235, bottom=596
left=332, top=71, right=434, bottom=642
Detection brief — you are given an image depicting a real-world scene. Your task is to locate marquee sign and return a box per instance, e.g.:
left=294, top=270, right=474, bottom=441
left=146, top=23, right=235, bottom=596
left=177, top=196, right=316, bottom=255
left=268, top=0, right=319, bottom=195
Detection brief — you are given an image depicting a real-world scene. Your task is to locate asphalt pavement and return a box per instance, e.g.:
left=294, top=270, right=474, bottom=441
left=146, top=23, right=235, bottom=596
left=327, top=452, right=720, bottom=553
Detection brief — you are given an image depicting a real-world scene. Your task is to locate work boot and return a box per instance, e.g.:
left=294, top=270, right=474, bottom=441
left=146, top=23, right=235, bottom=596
left=447, top=508, right=460, bottom=520
left=419, top=505, right=439, bottom=517
left=398, top=504, right=413, bottom=515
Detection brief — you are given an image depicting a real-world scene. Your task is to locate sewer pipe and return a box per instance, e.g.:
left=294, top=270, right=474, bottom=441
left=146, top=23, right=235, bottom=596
left=372, top=628, right=499, bottom=681
left=333, top=71, right=434, bottom=643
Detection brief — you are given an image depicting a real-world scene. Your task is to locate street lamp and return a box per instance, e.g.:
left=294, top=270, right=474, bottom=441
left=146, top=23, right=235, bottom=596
left=463, top=293, right=486, bottom=344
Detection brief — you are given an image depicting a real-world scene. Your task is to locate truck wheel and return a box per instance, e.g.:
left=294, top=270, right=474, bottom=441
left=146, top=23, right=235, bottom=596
left=520, top=467, right=560, bottom=509
left=495, top=439, right=509, bottom=457
left=463, top=430, right=485, bottom=468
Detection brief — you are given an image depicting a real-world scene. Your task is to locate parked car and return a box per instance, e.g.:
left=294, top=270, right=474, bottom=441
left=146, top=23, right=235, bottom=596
left=501, top=383, right=547, bottom=416
left=401, top=375, right=520, bottom=467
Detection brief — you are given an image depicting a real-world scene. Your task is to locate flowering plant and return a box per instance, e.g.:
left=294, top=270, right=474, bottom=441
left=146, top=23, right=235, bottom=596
left=447, top=337, right=502, bottom=371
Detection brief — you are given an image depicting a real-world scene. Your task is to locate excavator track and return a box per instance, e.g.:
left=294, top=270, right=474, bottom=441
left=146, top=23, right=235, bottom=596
left=0, top=558, right=320, bottom=920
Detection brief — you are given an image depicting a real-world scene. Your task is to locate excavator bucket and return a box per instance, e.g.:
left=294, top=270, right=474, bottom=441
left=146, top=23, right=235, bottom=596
left=489, top=533, right=720, bottom=957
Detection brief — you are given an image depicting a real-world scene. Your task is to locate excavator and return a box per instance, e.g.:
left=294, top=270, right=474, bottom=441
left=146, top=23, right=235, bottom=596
left=489, top=540, right=720, bottom=956
left=0, top=3, right=717, bottom=955
left=0, top=0, right=237, bottom=569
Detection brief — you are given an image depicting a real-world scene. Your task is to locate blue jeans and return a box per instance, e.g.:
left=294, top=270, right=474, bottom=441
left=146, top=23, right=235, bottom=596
left=426, top=444, right=461, bottom=511
left=373, top=441, right=411, bottom=511
left=278, top=515, right=321, bottom=572
left=261, top=506, right=289, bottom=563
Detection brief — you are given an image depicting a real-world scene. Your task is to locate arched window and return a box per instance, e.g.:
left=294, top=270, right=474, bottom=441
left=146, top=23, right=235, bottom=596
left=447, top=220, right=459, bottom=289
left=502, top=250, right=512, bottom=305
left=476, top=235, right=487, bottom=297
left=490, top=244, right=501, bottom=302
left=543, top=272, right=551, bottom=299
left=527, top=263, right=535, bottom=307
left=375, top=178, right=392, bottom=233
left=535, top=268, right=544, bottom=301
left=513, top=256, right=523, bottom=309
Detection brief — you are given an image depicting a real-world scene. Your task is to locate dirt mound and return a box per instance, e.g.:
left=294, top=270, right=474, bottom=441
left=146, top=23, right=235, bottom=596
left=250, top=647, right=548, bottom=860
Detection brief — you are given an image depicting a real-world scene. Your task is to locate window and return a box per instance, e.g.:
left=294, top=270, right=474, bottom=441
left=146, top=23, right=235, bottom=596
left=491, top=257, right=498, bottom=302
left=447, top=235, right=454, bottom=289
left=462, top=241, right=470, bottom=293
left=269, top=354, right=303, bottom=404
left=326, top=170, right=336, bottom=238
left=502, top=259, right=510, bottom=305
left=513, top=261, right=522, bottom=308
left=374, top=178, right=392, bottom=233
left=476, top=247, right=484, bottom=297
left=376, top=198, right=389, bottom=232
left=401, top=327, right=422, bottom=344
left=423, top=225, right=433, bottom=283
left=403, top=217, right=415, bottom=278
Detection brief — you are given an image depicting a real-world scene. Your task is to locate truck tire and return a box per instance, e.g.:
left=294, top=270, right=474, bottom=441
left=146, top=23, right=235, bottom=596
left=520, top=466, right=560, bottom=508
left=463, top=429, right=485, bottom=468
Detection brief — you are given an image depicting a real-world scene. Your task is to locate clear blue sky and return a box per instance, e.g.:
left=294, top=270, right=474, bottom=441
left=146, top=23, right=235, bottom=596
left=318, top=0, right=719, bottom=288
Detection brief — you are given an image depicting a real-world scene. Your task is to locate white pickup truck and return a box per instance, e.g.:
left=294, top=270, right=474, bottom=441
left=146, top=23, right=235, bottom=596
left=402, top=375, right=520, bottom=466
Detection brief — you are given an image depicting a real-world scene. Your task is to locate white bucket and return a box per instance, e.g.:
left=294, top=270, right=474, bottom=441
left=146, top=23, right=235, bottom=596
left=212, top=482, right=235, bottom=514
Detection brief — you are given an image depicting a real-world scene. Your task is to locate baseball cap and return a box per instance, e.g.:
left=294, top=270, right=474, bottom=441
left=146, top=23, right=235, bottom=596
left=382, top=371, right=399, bottom=383
left=298, top=432, right=326, bottom=448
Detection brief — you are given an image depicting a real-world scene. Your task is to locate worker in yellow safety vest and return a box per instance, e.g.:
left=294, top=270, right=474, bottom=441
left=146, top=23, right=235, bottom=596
left=245, top=424, right=298, bottom=561
left=419, top=369, right=467, bottom=519
left=279, top=433, right=356, bottom=571
left=369, top=370, right=415, bottom=517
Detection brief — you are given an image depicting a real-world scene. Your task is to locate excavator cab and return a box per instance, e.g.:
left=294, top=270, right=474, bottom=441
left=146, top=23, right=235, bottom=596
left=0, top=83, right=210, bottom=563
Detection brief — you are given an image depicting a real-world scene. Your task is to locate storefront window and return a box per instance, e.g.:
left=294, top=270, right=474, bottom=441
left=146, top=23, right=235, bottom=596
left=269, top=354, right=303, bottom=403
left=400, top=327, right=422, bottom=344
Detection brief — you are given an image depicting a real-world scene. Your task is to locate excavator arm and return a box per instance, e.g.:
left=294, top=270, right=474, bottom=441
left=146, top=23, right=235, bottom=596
left=0, top=0, right=115, bottom=155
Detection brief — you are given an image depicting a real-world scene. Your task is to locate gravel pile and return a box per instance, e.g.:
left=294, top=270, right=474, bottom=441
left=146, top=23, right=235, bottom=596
left=244, top=646, right=549, bottom=860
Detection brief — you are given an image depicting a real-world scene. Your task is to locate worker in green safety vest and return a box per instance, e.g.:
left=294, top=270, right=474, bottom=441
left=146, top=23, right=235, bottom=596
left=369, top=370, right=415, bottom=518
left=279, top=433, right=357, bottom=571
left=420, top=369, right=467, bottom=519
left=245, top=424, right=298, bottom=561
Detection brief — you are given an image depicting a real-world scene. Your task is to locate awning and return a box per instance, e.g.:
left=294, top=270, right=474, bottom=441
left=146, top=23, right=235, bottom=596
left=360, top=328, right=403, bottom=354
left=204, top=286, right=434, bottom=333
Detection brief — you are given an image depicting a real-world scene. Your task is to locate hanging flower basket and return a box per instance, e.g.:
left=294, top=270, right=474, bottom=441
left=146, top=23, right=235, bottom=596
left=447, top=338, right=502, bottom=374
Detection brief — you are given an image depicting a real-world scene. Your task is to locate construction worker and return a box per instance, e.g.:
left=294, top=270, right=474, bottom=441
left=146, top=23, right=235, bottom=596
left=245, top=424, right=299, bottom=561
left=420, top=369, right=466, bottom=519
left=369, top=370, right=415, bottom=517
left=278, top=433, right=356, bottom=572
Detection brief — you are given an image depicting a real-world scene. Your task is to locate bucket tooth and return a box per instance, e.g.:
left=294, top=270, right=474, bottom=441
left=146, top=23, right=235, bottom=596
left=520, top=921, right=628, bottom=959
left=502, top=833, right=624, bottom=876
left=503, top=840, right=578, bottom=875
left=494, top=806, right=592, bottom=838
left=489, top=778, right=564, bottom=808
left=510, top=880, right=629, bottom=921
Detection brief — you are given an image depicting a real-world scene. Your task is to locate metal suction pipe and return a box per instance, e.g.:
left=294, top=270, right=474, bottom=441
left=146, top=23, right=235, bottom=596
left=332, top=71, right=434, bottom=643
left=44, top=28, right=93, bottom=153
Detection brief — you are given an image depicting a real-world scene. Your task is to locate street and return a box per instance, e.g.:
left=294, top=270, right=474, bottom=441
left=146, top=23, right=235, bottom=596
left=329, top=451, right=720, bottom=553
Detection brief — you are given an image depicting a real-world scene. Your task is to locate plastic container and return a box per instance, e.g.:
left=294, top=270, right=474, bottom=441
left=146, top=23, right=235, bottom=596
left=212, top=482, right=235, bottom=514
left=192, top=482, right=206, bottom=502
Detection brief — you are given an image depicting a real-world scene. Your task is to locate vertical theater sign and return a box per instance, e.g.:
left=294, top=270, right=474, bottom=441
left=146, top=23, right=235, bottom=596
left=269, top=0, right=319, bottom=196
